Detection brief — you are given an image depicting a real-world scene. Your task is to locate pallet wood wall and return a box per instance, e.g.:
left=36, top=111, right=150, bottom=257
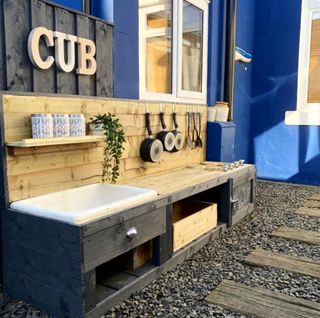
left=0, top=0, right=113, bottom=97
left=2, top=94, right=207, bottom=202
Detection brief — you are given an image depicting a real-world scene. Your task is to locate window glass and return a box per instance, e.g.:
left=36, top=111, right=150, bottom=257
left=53, top=0, right=82, bottom=11
left=308, top=12, right=320, bottom=103
left=182, top=1, right=203, bottom=92
left=145, top=2, right=172, bottom=94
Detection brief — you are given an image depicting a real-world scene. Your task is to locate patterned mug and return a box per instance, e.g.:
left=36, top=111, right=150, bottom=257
left=53, top=114, right=70, bottom=137
left=31, top=114, right=53, bottom=139
left=69, top=114, right=86, bottom=136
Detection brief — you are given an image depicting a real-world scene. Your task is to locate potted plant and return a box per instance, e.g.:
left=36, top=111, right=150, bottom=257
left=90, top=113, right=126, bottom=184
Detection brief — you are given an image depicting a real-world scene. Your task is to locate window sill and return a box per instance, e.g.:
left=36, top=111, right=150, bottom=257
left=139, top=92, right=207, bottom=105
left=285, top=109, right=320, bottom=125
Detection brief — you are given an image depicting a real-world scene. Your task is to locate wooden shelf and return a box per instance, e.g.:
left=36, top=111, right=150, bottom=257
left=6, top=136, right=104, bottom=148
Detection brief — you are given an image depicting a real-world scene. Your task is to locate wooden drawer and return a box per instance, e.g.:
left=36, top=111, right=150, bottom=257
left=172, top=200, right=217, bottom=252
left=83, top=207, right=166, bottom=271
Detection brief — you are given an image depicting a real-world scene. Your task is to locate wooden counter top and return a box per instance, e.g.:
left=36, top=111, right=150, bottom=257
left=123, top=163, right=256, bottom=197
left=83, top=163, right=256, bottom=235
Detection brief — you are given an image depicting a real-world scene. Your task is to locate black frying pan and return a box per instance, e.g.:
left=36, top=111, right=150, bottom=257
left=140, top=112, right=163, bottom=163
left=171, top=112, right=183, bottom=152
left=157, top=112, right=175, bottom=152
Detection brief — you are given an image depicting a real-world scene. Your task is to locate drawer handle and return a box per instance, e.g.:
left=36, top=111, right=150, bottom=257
left=231, top=198, right=239, bottom=205
left=126, top=227, right=138, bottom=239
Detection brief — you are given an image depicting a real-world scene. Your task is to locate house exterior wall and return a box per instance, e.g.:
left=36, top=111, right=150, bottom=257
left=113, top=0, right=320, bottom=185
left=234, top=0, right=320, bottom=185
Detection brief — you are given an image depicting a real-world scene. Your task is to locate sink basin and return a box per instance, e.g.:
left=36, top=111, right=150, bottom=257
left=10, top=183, right=158, bottom=224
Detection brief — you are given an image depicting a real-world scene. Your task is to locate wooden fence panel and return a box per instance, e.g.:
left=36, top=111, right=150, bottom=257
left=0, top=0, right=113, bottom=97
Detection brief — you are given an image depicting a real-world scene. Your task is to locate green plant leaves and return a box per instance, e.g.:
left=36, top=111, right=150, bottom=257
left=90, top=113, right=125, bottom=184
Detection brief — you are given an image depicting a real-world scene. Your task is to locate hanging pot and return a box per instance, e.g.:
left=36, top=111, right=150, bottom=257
left=157, top=112, right=175, bottom=152
left=171, top=112, right=183, bottom=152
left=140, top=112, right=163, bottom=163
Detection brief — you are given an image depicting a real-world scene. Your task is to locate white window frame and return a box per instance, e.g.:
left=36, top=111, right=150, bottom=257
left=139, top=0, right=209, bottom=104
left=285, top=0, right=320, bottom=125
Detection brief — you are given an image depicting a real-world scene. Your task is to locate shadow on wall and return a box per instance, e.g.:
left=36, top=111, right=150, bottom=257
left=234, top=0, right=320, bottom=185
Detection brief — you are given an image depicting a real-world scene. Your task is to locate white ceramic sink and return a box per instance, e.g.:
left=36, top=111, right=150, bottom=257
left=10, top=183, right=158, bottom=224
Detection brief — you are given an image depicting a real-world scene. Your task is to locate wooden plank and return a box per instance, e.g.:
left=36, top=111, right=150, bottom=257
left=303, top=200, right=320, bottom=208
left=152, top=204, right=173, bottom=266
left=271, top=227, right=320, bottom=245
left=54, top=7, right=77, bottom=94
left=76, top=14, right=92, bottom=96
left=1, top=93, right=218, bottom=201
left=95, top=21, right=113, bottom=97
left=7, top=135, right=104, bottom=147
left=232, top=203, right=254, bottom=225
left=3, top=0, right=32, bottom=91
left=86, top=223, right=227, bottom=318
left=0, top=0, right=6, bottom=90
left=99, top=271, right=137, bottom=290
left=3, top=239, right=82, bottom=296
left=84, top=270, right=97, bottom=312
left=83, top=207, right=166, bottom=271
left=31, top=0, right=55, bottom=93
left=206, top=280, right=320, bottom=318
left=244, top=249, right=320, bottom=278
left=310, top=193, right=320, bottom=201
left=296, top=207, right=320, bottom=217
left=7, top=141, right=101, bottom=156
left=2, top=209, right=81, bottom=259
left=3, top=268, right=83, bottom=318
left=88, top=19, right=97, bottom=95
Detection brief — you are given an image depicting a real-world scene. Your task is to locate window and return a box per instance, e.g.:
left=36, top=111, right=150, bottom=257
left=285, top=0, right=320, bottom=125
left=139, top=0, right=208, bottom=103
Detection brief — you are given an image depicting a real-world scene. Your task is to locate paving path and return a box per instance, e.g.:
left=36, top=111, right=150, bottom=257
left=206, top=193, right=320, bottom=318
left=272, top=226, right=320, bottom=245
left=206, top=280, right=320, bottom=318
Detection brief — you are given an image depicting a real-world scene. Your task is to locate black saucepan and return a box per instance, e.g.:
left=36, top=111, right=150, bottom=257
left=140, top=112, right=163, bottom=163
left=157, top=112, right=175, bottom=152
left=171, top=112, right=183, bottom=152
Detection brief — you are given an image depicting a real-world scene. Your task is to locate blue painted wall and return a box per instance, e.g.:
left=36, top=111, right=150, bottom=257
left=233, top=0, right=320, bottom=185
left=207, top=0, right=226, bottom=105
left=233, top=0, right=256, bottom=163
left=113, top=0, right=139, bottom=99
left=111, top=0, right=319, bottom=185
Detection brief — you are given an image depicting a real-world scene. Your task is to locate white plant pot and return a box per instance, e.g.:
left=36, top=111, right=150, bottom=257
left=89, top=123, right=104, bottom=136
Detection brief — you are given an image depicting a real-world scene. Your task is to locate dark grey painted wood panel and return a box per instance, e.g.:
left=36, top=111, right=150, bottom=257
left=55, top=6, right=77, bottom=94
left=3, top=239, right=82, bottom=296
left=2, top=209, right=82, bottom=259
left=31, top=0, right=56, bottom=93
left=83, top=207, right=167, bottom=271
left=4, top=268, right=83, bottom=318
left=76, top=14, right=92, bottom=95
left=0, top=0, right=113, bottom=97
left=86, top=224, right=227, bottom=318
left=4, top=0, right=32, bottom=91
left=232, top=203, right=254, bottom=225
left=95, top=21, right=113, bottom=96
left=0, top=0, right=6, bottom=90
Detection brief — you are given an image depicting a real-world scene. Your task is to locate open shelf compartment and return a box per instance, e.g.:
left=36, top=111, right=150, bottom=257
left=172, top=199, right=218, bottom=252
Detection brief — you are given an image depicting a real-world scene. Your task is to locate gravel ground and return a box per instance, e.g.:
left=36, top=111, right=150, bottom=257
left=1, top=181, right=319, bottom=318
